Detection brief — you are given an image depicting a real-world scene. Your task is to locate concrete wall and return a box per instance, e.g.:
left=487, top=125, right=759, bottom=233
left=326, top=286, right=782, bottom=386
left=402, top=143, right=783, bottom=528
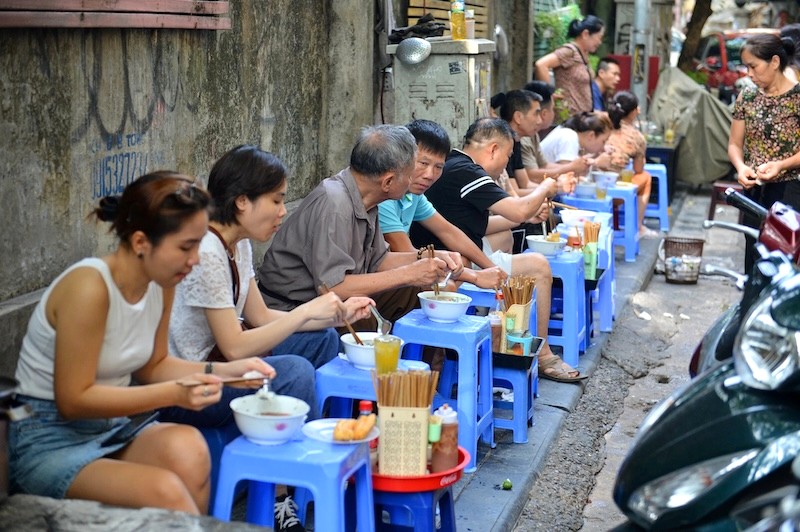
left=0, top=1, right=374, bottom=377
left=0, top=1, right=534, bottom=379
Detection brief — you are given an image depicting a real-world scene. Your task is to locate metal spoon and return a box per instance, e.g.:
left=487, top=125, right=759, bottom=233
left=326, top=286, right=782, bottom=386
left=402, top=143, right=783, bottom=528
left=369, top=305, right=392, bottom=335
left=438, top=270, right=453, bottom=289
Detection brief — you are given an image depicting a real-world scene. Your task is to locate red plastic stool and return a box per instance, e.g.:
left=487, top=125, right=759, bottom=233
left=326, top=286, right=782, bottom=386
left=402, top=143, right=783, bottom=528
left=709, top=181, right=745, bottom=224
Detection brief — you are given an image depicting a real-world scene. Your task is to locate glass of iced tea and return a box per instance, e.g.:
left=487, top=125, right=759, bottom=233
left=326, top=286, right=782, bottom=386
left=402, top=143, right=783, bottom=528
left=595, top=182, right=608, bottom=199
left=374, top=335, right=402, bottom=374
left=620, top=168, right=634, bottom=183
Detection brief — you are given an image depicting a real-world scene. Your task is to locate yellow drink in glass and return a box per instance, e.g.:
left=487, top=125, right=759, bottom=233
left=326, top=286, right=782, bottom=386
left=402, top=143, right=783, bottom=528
left=374, top=335, right=402, bottom=374
left=596, top=185, right=608, bottom=199
left=620, top=169, right=634, bottom=183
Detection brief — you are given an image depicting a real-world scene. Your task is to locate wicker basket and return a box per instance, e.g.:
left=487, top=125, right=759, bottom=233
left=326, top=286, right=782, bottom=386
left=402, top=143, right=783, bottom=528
left=663, top=237, right=704, bottom=284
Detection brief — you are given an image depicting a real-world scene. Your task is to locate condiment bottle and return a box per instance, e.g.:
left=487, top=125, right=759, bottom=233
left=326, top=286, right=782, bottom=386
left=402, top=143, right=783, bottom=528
left=489, top=291, right=504, bottom=353
left=450, top=1, right=466, bottom=40
left=359, top=400, right=378, bottom=470
left=431, top=404, right=459, bottom=472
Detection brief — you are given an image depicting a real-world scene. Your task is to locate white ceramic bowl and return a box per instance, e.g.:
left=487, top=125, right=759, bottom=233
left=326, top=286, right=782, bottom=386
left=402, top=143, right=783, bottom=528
left=590, top=170, right=619, bottom=188
left=559, top=209, right=597, bottom=227
left=574, top=182, right=596, bottom=199
left=341, top=332, right=405, bottom=370
left=230, top=394, right=309, bottom=445
left=418, top=291, right=472, bottom=323
left=526, top=235, right=567, bottom=257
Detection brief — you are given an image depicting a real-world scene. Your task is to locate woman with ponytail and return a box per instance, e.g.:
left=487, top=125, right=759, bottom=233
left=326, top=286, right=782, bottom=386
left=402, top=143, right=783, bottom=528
left=10, top=172, right=271, bottom=514
left=534, top=15, right=605, bottom=117
left=605, top=91, right=657, bottom=238
left=729, top=33, right=800, bottom=272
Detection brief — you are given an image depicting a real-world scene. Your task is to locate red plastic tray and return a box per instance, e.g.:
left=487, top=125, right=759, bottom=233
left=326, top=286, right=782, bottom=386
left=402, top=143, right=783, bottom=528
left=371, top=447, right=470, bottom=492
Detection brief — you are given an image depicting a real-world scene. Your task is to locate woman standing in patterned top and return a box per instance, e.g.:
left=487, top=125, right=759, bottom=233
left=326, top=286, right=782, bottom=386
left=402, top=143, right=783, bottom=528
left=605, top=91, right=657, bottom=238
left=729, top=33, right=800, bottom=271
left=534, top=16, right=605, bottom=117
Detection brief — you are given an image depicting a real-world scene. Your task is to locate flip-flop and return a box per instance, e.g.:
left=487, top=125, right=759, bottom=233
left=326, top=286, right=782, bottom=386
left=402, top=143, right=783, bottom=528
left=539, top=355, right=588, bottom=383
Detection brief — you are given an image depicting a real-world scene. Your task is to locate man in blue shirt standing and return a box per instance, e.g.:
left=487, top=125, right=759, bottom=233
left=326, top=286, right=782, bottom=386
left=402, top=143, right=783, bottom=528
left=592, top=57, right=621, bottom=111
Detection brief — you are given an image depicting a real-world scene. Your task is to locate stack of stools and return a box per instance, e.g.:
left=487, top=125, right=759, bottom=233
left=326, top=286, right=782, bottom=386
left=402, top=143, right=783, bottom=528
left=393, top=309, right=494, bottom=473
left=536, top=250, right=587, bottom=368
left=456, top=283, right=540, bottom=444
left=315, top=357, right=429, bottom=418
left=608, top=183, right=640, bottom=262
left=212, top=435, right=375, bottom=531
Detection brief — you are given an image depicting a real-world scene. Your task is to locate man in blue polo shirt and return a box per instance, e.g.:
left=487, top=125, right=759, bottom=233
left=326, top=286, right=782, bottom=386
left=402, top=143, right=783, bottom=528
left=378, top=119, right=506, bottom=289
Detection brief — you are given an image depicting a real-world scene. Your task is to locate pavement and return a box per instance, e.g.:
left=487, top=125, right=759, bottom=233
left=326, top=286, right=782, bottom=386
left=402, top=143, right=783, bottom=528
left=0, top=188, right=693, bottom=531
left=450, top=196, right=675, bottom=532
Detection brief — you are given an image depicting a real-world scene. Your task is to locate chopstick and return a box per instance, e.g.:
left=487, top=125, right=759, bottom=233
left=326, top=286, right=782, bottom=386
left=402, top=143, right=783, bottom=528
left=551, top=201, right=578, bottom=210
left=428, top=244, right=440, bottom=296
left=177, top=376, right=263, bottom=387
left=319, top=283, right=363, bottom=345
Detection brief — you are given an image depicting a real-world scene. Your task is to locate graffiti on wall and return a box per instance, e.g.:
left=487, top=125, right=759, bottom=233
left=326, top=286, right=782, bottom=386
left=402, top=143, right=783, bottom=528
left=90, top=131, right=167, bottom=199
left=70, top=32, right=192, bottom=197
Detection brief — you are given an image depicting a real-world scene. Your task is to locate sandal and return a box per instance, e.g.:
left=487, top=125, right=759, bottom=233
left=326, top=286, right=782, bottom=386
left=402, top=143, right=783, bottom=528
left=539, top=354, right=587, bottom=383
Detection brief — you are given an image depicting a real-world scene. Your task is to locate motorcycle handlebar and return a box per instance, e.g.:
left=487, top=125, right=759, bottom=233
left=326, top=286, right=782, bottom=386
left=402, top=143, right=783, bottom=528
left=701, top=263, right=747, bottom=290
left=725, top=187, right=768, bottom=220
left=702, top=220, right=760, bottom=240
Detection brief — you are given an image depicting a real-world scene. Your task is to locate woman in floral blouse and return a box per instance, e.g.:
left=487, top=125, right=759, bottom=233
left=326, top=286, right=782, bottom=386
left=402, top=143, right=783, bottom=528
left=729, top=33, right=800, bottom=271
left=605, top=91, right=657, bottom=238
left=534, top=16, right=605, bottom=117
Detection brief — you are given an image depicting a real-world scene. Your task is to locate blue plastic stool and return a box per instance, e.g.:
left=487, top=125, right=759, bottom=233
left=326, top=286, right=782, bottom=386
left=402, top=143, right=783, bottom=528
left=457, top=283, right=538, bottom=338
left=608, top=184, right=640, bottom=262
left=212, top=435, right=375, bottom=531
left=199, top=423, right=242, bottom=507
left=537, top=251, right=586, bottom=368
left=373, top=487, right=456, bottom=531
left=644, top=163, right=670, bottom=231
left=315, top=357, right=430, bottom=418
left=560, top=195, right=613, bottom=214
left=491, top=333, right=541, bottom=443
left=456, top=283, right=496, bottom=309
left=393, top=309, right=494, bottom=473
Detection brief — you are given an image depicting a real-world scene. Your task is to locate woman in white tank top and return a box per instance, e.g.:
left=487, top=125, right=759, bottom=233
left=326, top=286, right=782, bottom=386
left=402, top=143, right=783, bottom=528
left=10, top=172, right=272, bottom=514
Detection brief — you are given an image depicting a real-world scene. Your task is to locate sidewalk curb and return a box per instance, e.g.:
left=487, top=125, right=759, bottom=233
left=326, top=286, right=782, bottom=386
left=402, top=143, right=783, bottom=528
left=454, top=193, right=687, bottom=531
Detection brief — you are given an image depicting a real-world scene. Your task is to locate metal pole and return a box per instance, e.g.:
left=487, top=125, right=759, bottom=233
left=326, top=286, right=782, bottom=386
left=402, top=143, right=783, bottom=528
left=630, top=0, right=650, bottom=118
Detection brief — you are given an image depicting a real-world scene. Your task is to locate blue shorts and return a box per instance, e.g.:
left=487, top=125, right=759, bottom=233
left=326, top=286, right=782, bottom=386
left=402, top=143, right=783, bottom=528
left=9, top=396, right=144, bottom=499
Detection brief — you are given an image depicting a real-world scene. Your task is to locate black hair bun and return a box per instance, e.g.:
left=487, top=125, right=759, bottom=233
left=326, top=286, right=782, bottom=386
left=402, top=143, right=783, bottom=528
left=97, top=195, right=121, bottom=222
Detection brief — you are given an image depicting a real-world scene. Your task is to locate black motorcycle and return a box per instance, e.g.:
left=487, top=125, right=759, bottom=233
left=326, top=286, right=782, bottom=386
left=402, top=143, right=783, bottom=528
left=614, top=199, right=800, bottom=529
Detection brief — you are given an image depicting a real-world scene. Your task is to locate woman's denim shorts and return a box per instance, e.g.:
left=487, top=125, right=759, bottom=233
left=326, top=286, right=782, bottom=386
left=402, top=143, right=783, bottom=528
left=9, top=396, right=133, bottom=499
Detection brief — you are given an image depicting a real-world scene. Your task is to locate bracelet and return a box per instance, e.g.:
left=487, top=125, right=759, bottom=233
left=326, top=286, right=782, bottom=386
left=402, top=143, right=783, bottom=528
left=416, top=248, right=425, bottom=260
left=204, top=361, right=214, bottom=374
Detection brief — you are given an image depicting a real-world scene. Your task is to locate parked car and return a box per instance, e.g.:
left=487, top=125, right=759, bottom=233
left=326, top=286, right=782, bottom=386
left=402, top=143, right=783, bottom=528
left=692, top=28, right=778, bottom=104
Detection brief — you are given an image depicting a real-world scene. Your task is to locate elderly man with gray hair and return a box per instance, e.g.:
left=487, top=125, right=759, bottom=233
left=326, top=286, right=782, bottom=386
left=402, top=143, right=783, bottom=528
left=258, top=124, right=462, bottom=330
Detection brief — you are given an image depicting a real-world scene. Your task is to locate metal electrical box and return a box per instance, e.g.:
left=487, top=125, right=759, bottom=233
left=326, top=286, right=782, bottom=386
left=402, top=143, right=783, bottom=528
left=387, top=38, right=496, bottom=148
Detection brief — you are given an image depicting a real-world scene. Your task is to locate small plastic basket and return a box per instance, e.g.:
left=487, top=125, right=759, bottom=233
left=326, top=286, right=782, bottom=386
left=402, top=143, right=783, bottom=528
left=662, top=237, right=705, bottom=284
